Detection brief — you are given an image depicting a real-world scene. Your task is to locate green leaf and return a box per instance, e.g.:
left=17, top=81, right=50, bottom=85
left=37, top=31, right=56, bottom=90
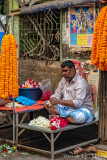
left=21, top=152, right=29, bottom=155
left=2, top=153, right=7, bottom=157
left=8, top=150, right=12, bottom=154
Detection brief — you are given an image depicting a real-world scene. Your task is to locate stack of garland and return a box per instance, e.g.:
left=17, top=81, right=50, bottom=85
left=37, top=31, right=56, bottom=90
left=91, top=6, right=107, bottom=71
left=0, top=34, right=18, bottom=99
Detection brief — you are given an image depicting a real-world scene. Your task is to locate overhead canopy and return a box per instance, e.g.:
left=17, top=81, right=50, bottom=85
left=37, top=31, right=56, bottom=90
left=20, top=0, right=100, bottom=14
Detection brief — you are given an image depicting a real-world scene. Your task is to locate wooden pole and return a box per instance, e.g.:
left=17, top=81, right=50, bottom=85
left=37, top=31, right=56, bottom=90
left=98, top=70, right=102, bottom=139
left=10, top=8, right=21, bottom=12
left=105, top=71, right=107, bottom=140
left=8, top=12, right=20, bottom=16
left=99, top=71, right=107, bottom=142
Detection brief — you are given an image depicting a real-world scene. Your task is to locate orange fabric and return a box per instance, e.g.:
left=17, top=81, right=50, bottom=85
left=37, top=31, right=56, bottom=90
left=0, top=100, right=45, bottom=113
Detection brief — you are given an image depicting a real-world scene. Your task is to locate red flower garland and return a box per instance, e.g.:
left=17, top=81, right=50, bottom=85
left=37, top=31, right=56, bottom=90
left=50, top=116, right=68, bottom=130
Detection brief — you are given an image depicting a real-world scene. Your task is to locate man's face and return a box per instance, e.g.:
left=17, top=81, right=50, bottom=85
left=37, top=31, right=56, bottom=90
left=61, top=66, right=75, bottom=81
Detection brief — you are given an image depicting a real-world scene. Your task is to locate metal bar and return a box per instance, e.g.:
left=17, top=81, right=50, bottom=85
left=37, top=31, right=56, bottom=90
left=17, top=123, right=52, bottom=133
left=16, top=114, right=19, bottom=147
left=42, top=132, right=51, bottom=143
left=13, top=98, right=15, bottom=145
left=7, top=114, right=13, bottom=124
left=18, top=129, right=26, bottom=137
left=17, top=144, right=51, bottom=154
left=19, top=112, right=28, bottom=124
left=51, top=133, right=54, bottom=160
left=17, top=120, right=98, bottom=134
left=17, top=137, right=98, bottom=156
left=54, top=138, right=99, bottom=154
left=54, top=131, right=61, bottom=142
left=27, top=15, right=45, bottom=44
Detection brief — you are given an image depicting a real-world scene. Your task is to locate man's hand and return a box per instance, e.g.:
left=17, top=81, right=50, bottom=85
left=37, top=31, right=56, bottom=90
left=44, top=101, right=49, bottom=108
left=50, top=97, right=60, bottom=105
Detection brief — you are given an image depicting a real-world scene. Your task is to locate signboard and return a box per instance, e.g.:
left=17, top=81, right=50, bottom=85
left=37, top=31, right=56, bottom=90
left=69, top=5, right=95, bottom=47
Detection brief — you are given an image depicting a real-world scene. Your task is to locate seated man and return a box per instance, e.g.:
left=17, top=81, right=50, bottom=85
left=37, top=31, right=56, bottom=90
left=45, top=60, right=95, bottom=124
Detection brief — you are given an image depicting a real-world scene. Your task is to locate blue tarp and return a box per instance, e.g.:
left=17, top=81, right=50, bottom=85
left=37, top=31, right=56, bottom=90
left=0, top=32, right=4, bottom=53
left=20, top=0, right=100, bottom=14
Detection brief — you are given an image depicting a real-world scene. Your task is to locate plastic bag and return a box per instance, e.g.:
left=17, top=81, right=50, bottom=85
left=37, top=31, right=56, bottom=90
left=40, top=79, right=52, bottom=101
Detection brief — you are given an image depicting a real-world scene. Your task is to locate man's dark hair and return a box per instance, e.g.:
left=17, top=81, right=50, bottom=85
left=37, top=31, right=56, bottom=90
left=61, top=60, right=75, bottom=69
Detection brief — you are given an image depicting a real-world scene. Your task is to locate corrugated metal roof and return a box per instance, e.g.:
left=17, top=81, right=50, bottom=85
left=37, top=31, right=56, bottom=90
left=20, top=0, right=100, bottom=14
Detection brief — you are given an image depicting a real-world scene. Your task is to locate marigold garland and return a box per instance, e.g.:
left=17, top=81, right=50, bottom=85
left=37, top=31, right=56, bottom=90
left=91, top=6, right=107, bottom=71
left=0, top=34, right=18, bottom=99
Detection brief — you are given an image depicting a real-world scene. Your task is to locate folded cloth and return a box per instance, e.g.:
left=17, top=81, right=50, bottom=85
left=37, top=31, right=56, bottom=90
left=15, top=96, right=36, bottom=106
left=57, top=104, right=94, bottom=124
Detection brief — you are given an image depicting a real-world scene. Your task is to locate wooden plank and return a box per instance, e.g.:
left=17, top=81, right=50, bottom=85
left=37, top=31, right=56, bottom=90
left=99, top=71, right=104, bottom=141
left=99, top=70, right=102, bottom=139
left=8, top=11, right=21, bottom=16
left=105, top=71, right=107, bottom=140
left=10, top=8, right=21, bottom=13
left=101, top=71, right=104, bottom=141
left=101, top=71, right=106, bottom=142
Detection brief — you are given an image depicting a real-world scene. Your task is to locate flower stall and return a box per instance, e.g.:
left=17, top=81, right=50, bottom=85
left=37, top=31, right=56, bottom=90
left=1, top=0, right=107, bottom=159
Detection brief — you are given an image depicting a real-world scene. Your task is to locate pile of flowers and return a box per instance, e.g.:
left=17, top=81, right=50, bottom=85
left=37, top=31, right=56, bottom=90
left=50, top=116, right=68, bottom=130
left=91, top=6, right=107, bottom=71
left=5, top=101, right=23, bottom=108
left=0, top=144, right=29, bottom=158
left=19, top=79, right=41, bottom=88
left=0, top=144, right=16, bottom=157
left=29, top=116, right=68, bottom=130
left=29, top=116, right=51, bottom=128
left=41, top=90, right=52, bottom=101
left=0, top=34, right=18, bottom=99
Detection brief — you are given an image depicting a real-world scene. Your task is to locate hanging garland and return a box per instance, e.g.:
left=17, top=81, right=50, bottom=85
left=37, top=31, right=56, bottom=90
left=91, top=6, right=107, bottom=71
left=0, top=34, right=18, bottom=99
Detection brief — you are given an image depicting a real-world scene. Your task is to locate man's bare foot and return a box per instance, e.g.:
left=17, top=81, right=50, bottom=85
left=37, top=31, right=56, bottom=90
left=67, top=115, right=77, bottom=124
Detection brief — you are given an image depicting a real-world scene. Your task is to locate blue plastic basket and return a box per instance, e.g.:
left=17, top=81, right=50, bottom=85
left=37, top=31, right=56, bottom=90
left=19, top=87, right=42, bottom=101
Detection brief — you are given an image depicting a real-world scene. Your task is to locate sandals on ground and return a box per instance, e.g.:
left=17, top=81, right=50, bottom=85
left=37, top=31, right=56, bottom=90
left=87, top=146, right=97, bottom=153
left=68, top=146, right=84, bottom=155
left=87, top=146, right=97, bottom=157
